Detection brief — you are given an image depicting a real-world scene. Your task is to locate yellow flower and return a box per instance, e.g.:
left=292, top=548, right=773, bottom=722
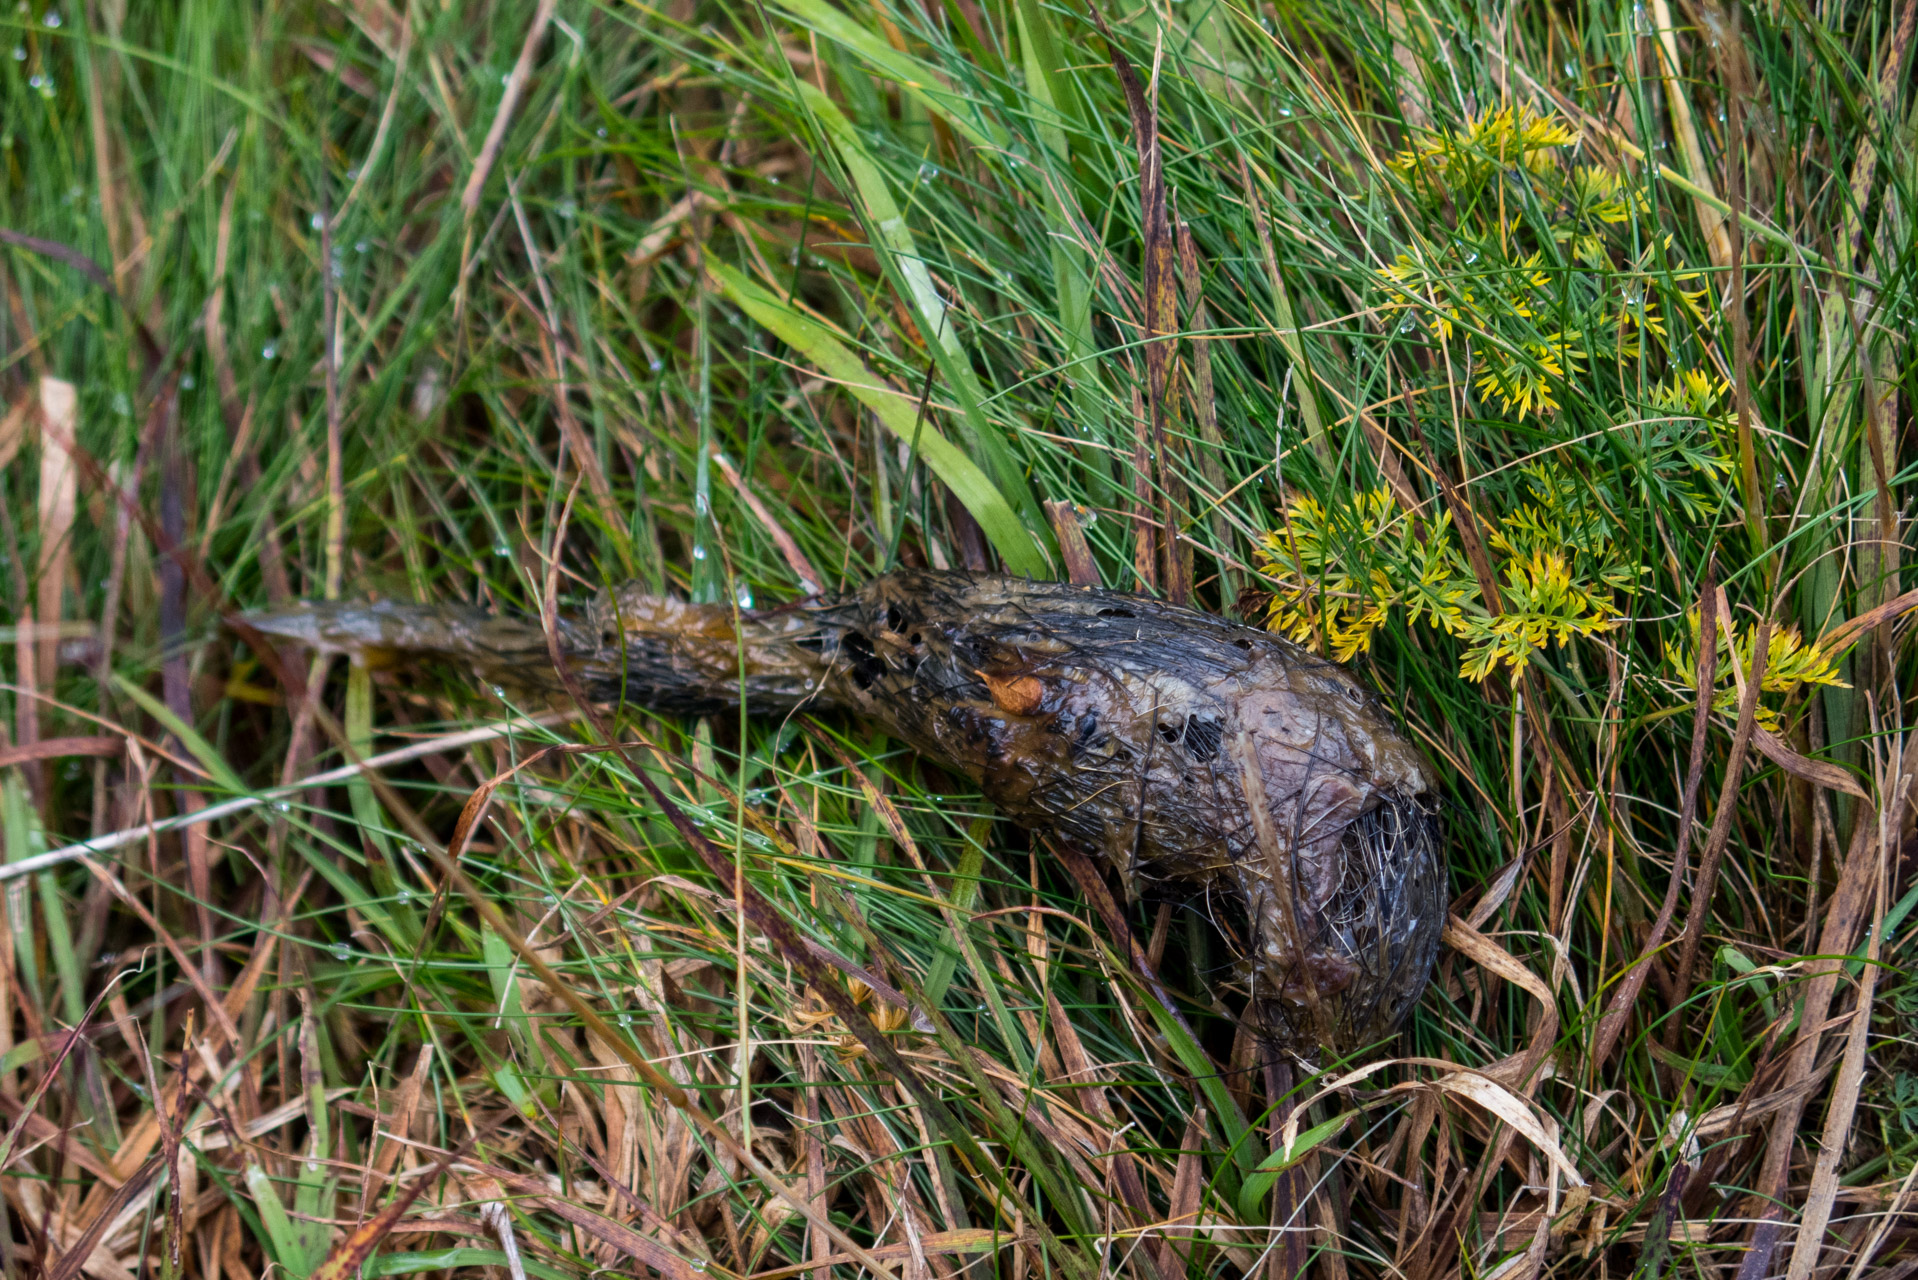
left=1474, top=332, right=1586, bottom=417
left=1389, top=105, right=1578, bottom=195
left=1663, top=611, right=1849, bottom=730
left=1259, top=479, right=1634, bottom=682
left=1459, top=550, right=1620, bottom=681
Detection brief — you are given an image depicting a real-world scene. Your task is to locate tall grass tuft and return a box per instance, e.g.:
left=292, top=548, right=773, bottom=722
left=0, top=0, right=1914, bottom=1277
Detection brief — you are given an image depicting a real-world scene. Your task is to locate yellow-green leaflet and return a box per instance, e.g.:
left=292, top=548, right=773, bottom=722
left=706, top=261, right=1048, bottom=578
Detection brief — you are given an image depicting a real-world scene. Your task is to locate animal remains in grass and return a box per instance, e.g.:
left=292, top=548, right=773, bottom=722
left=251, top=569, right=1444, bottom=1055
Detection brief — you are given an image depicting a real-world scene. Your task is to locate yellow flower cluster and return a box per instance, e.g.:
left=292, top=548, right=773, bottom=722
left=1387, top=105, right=1579, bottom=195
left=1374, top=104, right=1710, bottom=422
left=1256, top=470, right=1634, bottom=681
left=1662, top=613, right=1848, bottom=731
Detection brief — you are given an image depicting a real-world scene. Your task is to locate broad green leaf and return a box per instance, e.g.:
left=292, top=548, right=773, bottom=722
left=367, top=1248, right=576, bottom=1280
left=244, top=1162, right=313, bottom=1273
left=1237, top=1111, right=1353, bottom=1218
left=2, top=773, right=45, bottom=1011
left=770, top=0, right=1005, bottom=150
left=112, top=674, right=247, bottom=793
left=0, top=1038, right=43, bottom=1075
left=706, top=260, right=1049, bottom=577
left=792, top=82, right=1049, bottom=550
left=1012, top=0, right=1112, bottom=494
left=344, top=662, right=392, bottom=857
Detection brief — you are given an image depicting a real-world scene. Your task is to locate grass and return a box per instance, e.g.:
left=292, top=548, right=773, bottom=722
left=0, top=0, right=1915, bottom=1277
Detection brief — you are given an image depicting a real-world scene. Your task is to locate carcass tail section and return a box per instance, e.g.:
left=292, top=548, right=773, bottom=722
left=244, top=599, right=571, bottom=693
left=577, top=590, right=835, bottom=715
left=246, top=592, right=839, bottom=715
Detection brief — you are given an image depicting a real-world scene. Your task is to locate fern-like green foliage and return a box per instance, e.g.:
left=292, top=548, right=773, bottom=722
left=1263, top=105, right=1738, bottom=687
left=1663, top=612, right=1850, bottom=731
left=1257, top=464, right=1638, bottom=680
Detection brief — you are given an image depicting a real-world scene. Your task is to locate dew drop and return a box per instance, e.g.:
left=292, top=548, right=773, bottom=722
left=181, top=374, right=196, bottom=389
left=42, top=9, right=59, bottom=26
left=692, top=544, right=707, bottom=560
left=355, top=239, right=369, bottom=253
left=310, top=211, right=325, bottom=230
left=735, top=584, right=754, bottom=609
left=694, top=492, right=710, bottom=516
left=493, top=542, right=512, bottom=557
left=332, top=942, right=351, bottom=960
left=596, top=126, right=608, bottom=138
left=273, top=800, right=293, bottom=813
left=10, top=46, right=24, bottom=61
left=918, top=162, right=939, bottom=181
left=490, top=685, right=508, bottom=700
left=261, top=342, right=278, bottom=360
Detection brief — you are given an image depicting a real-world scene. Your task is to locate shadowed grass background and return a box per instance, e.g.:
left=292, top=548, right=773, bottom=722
left=0, top=0, right=1914, bottom=1278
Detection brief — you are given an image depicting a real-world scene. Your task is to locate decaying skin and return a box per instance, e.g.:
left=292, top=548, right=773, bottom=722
left=250, top=569, right=1445, bottom=1054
